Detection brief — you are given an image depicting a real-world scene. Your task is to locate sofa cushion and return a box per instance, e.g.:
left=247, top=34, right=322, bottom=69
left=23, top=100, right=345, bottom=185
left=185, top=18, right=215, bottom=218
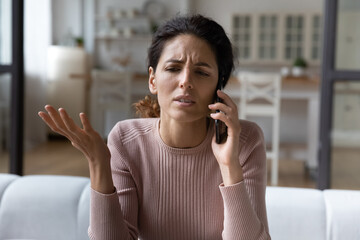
left=324, top=189, right=360, bottom=240
left=0, top=175, right=90, bottom=240
left=266, top=186, right=326, bottom=240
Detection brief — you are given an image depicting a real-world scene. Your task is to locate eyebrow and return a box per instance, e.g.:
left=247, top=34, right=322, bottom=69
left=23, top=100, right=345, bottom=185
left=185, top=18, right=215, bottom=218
left=165, top=59, right=213, bottom=68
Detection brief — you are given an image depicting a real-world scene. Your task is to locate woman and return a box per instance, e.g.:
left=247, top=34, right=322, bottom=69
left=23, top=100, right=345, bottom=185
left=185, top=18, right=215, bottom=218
left=39, top=14, right=270, bottom=240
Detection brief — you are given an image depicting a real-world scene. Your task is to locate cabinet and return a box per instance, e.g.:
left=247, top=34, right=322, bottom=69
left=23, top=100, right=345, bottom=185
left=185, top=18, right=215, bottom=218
left=232, top=12, right=322, bottom=66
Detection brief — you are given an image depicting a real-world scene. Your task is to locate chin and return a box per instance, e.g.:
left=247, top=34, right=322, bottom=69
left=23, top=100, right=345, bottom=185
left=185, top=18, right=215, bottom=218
left=169, top=110, right=208, bottom=123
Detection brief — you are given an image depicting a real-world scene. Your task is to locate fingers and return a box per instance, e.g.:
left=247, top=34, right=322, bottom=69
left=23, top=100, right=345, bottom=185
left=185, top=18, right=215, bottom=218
left=38, top=105, right=108, bottom=163
left=39, top=105, right=80, bottom=141
left=79, top=112, right=94, bottom=132
left=38, top=108, right=70, bottom=138
left=59, top=108, right=80, bottom=133
left=209, top=90, right=240, bottom=136
left=210, top=109, right=230, bottom=126
left=38, top=111, right=57, bottom=131
left=44, top=105, right=68, bottom=130
left=216, top=90, right=238, bottom=110
left=209, top=91, right=238, bottom=121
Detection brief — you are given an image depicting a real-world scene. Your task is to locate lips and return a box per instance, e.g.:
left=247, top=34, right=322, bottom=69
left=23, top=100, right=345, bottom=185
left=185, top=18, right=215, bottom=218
left=173, top=95, right=195, bottom=104
left=178, top=99, right=194, bottom=103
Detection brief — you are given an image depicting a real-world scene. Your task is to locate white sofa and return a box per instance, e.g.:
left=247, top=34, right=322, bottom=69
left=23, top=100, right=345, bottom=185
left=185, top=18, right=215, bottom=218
left=0, top=174, right=359, bottom=240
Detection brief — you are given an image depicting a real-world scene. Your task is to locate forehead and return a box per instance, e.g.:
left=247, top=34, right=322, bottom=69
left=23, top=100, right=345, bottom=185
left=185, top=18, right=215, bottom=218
left=159, top=34, right=217, bottom=65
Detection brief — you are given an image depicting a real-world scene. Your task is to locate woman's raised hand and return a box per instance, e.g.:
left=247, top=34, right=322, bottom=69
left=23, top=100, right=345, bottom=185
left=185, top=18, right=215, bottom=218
left=38, top=105, right=114, bottom=193
left=38, top=105, right=110, bottom=164
left=208, top=90, right=244, bottom=186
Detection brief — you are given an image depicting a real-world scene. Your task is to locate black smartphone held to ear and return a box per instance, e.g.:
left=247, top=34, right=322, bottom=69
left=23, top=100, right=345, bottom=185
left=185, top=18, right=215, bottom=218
left=215, top=76, right=227, bottom=144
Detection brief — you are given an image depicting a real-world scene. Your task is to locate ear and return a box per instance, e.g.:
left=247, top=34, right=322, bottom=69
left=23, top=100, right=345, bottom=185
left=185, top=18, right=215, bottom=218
left=148, top=66, right=157, bottom=94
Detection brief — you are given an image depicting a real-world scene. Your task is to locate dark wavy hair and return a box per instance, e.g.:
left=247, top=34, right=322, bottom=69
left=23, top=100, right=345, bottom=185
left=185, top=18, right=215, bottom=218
left=134, top=14, right=234, bottom=118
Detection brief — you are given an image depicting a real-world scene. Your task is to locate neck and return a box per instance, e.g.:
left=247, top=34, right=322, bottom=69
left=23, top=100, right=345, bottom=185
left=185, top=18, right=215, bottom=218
left=159, top=117, right=209, bottom=148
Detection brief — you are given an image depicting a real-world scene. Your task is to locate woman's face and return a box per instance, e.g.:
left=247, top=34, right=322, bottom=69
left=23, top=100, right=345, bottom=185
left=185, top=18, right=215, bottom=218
left=149, top=34, right=218, bottom=123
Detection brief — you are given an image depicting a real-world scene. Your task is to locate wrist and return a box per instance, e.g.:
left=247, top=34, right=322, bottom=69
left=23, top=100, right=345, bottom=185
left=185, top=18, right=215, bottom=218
left=219, top=161, right=244, bottom=186
left=89, top=160, right=114, bottom=194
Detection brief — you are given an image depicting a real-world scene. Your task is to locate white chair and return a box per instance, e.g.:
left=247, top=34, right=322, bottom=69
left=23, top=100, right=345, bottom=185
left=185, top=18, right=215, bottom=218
left=90, top=69, right=132, bottom=139
left=238, top=72, right=282, bottom=185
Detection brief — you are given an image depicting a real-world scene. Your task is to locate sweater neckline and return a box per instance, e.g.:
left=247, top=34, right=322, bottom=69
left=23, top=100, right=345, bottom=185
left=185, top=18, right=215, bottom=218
left=153, top=118, right=214, bottom=155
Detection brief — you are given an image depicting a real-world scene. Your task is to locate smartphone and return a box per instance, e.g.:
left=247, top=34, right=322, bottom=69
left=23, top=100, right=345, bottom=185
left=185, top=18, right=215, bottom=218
left=215, top=76, right=227, bottom=144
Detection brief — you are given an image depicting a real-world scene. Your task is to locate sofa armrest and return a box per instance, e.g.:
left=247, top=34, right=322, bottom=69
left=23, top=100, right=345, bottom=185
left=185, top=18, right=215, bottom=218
left=266, top=186, right=326, bottom=240
left=0, top=174, right=19, bottom=198
left=0, top=175, right=90, bottom=240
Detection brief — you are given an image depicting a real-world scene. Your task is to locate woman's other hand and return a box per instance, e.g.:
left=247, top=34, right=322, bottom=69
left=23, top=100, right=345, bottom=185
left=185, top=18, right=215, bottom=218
left=38, top=105, right=114, bottom=193
left=208, top=90, right=243, bottom=186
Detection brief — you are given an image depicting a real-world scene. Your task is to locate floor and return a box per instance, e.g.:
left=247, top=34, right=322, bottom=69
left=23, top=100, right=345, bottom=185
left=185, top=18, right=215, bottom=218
left=331, top=147, right=360, bottom=190
left=1, top=139, right=359, bottom=189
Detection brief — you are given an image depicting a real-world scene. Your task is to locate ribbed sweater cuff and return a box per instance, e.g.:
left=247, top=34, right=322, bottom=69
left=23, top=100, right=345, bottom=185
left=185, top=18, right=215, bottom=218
left=91, top=187, right=117, bottom=196
left=219, top=182, right=265, bottom=240
left=89, top=188, right=127, bottom=239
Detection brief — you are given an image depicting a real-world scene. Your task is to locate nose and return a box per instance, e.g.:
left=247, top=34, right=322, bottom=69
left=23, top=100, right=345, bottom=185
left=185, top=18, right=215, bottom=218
left=179, top=68, right=193, bottom=89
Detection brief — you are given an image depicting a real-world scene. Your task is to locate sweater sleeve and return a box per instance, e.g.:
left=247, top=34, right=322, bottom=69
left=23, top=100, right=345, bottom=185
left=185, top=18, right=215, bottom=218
left=219, top=122, right=271, bottom=240
left=88, top=123, right=139, bottom=240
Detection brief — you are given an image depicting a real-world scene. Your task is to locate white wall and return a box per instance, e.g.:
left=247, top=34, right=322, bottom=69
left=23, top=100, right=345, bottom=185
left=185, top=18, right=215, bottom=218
left=52, top=0, right=83, bottom=45
left=24, top=0, right=52, bottom=150
left=336, top=11, right=360, bottom=70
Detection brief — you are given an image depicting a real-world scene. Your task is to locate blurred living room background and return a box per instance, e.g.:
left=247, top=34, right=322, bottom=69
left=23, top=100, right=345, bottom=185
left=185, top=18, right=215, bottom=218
left=0, top=0, right=359, bottom=190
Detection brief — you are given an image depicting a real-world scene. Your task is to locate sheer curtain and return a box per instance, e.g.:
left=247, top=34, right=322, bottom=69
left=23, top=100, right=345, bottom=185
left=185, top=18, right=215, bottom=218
left=24, top=0, right=52, bottom=150
left=0, top=0, right=11, bottom=64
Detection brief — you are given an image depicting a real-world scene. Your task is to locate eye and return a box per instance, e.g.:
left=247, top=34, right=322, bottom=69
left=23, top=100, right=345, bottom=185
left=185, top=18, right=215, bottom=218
left=196, top=70, right=210, bottom=77
left=165, top=67, right=180, bottom=72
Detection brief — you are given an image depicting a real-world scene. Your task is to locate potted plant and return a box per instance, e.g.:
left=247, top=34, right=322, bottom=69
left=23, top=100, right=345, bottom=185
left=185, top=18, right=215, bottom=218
left=292, top=57, right=308, bottom=77
left=75, top=37, right=84, bottom=48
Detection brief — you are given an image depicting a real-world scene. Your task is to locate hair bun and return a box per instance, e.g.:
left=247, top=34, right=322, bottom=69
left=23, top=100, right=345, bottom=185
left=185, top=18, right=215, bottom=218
left=133, top=95, right=160, bottom=118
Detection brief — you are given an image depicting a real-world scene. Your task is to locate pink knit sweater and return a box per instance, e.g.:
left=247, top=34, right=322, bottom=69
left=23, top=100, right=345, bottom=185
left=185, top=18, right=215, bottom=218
left=89, top=118, right=270, bottom=240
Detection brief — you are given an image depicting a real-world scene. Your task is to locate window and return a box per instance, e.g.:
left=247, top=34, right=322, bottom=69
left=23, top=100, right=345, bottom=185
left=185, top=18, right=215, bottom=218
left=232, top=13, right=322, bottom=65
left=258, top=15, right=277, bottom=60
left=0, top=0, right=12, bottom=64
left=284, top=15, right=304, bottom=60
left=232, top=15, right=251, bottom=60
left=319, top=0, right=360, bottom=189
left=0, top=0, right=24, bottom=175
left=311, top=15, right=322, bottom=61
